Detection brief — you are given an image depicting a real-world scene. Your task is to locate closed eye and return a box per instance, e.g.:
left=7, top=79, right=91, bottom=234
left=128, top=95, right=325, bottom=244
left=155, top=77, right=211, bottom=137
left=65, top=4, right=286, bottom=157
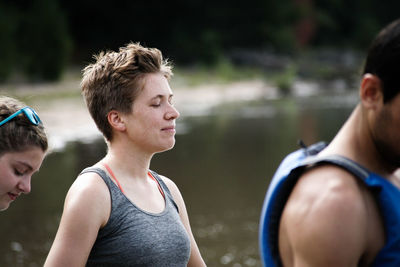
left=13, top=162, right=32, bottom=176
left=14, top=169, right=24, bottom=176
left=168, top=96, right=175, bottom=106
left=150, top=94, right=174, bottom=107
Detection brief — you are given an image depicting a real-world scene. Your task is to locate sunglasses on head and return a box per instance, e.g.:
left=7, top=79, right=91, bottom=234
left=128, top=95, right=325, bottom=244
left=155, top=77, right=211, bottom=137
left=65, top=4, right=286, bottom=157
left=0, top=106, right=42, bottom=127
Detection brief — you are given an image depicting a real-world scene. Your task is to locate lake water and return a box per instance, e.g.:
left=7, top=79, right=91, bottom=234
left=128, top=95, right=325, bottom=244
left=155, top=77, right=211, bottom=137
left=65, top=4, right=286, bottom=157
left=0, top=92, right=357, bottom=266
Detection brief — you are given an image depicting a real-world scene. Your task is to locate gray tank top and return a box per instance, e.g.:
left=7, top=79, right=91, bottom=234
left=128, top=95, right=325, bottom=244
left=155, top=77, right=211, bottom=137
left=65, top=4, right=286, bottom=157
left=80, top=167, right=191, bottom=267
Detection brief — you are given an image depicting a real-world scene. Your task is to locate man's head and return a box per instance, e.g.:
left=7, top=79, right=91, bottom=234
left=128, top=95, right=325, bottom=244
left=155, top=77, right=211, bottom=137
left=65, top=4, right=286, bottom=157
left=363, top=18, right=400, bottom=103
left=360, top=19, right=400, bottom=169
left=81, top=42, right=173, bottom=141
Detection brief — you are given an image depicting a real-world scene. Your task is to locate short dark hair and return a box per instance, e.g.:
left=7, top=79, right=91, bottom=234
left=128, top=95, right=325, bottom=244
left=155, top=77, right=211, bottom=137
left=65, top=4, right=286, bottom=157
left=363, top=18, right=400, bottom=103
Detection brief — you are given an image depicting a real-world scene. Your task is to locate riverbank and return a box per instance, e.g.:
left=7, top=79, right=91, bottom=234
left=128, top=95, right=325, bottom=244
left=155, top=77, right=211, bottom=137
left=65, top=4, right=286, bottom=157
left=0, top=65, right=357, bottom=152
left=1, top=73, right=282, bottom=151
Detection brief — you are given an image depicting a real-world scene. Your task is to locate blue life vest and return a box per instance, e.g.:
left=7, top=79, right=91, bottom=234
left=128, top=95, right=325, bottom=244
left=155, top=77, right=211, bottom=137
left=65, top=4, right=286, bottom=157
left=259, top=142, right=400, bottom=266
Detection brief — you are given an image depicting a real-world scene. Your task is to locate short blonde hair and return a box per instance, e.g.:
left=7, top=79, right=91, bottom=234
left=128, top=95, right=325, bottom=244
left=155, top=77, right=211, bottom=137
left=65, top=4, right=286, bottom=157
left=81, top=42, right=173, bottom=141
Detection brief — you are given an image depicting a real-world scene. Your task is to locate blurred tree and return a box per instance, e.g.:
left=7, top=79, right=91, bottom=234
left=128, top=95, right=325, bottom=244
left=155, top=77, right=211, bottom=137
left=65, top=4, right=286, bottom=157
left=293, top=0, right=317, bottom=48
left=312, top=0, right=394, bottom=50
left=0, top=3, right=18, bottom=81
left=1, top=0, right=400, bottom=81
left=18, top=0, right=72, bottom=81
left=262, top=0, right=298, bottom=52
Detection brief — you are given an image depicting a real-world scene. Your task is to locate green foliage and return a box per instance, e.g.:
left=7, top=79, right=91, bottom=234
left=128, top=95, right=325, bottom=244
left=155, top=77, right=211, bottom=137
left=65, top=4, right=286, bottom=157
left=273, top=64, right=297, bottom=95
left=199, top=30, right=222, bottom=65
left=0, top=0, right=72, bottom=83
left=262, top=0, right=298, bottom=52
left=312, top=0, right=393, bottom=50
left=0, top=3, right=18, bottom=81
left=172, top=58, right=265, bottom=88
left=18, top=0, right=72, bottom=81
left=1, top=0, right=400, bottom=82
left=214, top=58, right=236, bottom=81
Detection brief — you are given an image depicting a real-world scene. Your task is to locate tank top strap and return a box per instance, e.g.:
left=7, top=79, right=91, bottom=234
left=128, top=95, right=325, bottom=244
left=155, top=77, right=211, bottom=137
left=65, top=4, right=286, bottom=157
left=149, top=170, right=180, bottom=213
left=80, top=167, right=180, bottom=213
left=79, top=167, right=116, bottom=188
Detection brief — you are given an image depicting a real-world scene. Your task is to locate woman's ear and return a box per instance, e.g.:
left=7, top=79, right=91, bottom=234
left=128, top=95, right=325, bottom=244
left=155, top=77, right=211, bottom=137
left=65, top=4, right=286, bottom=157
left=107, top=110, right=126, bottom=132
left=360, top=74, right=384, bottom=109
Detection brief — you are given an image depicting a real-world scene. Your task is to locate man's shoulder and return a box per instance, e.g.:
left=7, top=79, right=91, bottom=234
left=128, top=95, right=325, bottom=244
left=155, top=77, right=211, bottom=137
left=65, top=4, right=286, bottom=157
left=294, top=164, right=366, bottom=206
left=279, top=164, right=383, bottom=266
left=282, top=164, right=369, bottom=228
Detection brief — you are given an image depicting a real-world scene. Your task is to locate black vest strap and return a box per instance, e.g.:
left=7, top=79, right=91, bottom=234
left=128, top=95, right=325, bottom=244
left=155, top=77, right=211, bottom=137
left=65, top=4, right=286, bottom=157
left=300, top=154, right=370, bottom=181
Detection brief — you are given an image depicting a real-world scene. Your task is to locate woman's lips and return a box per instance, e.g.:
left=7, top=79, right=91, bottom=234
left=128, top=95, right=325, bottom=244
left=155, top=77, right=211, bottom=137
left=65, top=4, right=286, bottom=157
left=8, top=193, right=18, bottom=201
left=161, top=126, right=176, bottom=133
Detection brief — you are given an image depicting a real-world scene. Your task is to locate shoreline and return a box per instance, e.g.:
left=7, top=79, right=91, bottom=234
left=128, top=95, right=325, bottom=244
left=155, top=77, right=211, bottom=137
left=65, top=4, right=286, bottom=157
left=1, top=78, right=278, bottom=151
left=1, top=73, right=356, bottom=152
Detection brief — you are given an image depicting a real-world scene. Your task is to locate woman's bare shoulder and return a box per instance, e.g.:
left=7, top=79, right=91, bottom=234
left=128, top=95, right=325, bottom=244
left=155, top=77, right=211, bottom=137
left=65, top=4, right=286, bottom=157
left=63, top=170, right=111, bottom=225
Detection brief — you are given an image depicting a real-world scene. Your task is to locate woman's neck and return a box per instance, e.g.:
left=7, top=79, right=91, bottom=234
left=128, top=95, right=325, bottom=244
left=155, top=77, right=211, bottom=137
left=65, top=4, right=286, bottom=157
left=102, top=140, right=153, bottom=180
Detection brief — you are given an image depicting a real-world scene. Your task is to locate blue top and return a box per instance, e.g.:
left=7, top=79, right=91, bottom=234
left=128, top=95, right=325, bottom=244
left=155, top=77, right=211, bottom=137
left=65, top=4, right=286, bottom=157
left=259, top=142, right=400, bottom=266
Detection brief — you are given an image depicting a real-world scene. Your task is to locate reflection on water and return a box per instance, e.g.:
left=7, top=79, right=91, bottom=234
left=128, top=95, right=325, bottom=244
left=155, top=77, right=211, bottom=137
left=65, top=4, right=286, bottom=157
left=0, top=94, right=356, bottom=266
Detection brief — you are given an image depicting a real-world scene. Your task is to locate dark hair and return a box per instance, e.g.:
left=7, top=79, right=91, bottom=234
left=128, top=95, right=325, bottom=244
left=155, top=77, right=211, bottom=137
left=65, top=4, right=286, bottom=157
left=81, top=42, right=173, bottom=141
left=363, top=18, right=400, bottom=103
left=0, top=96, right=48, bottom=155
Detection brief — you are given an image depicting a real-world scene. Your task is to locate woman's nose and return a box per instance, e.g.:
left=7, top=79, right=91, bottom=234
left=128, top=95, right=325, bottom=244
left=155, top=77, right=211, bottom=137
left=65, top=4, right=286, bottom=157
left=17, top=176, right=31, bottom=194
left=166, top=104, right=180, bottom=120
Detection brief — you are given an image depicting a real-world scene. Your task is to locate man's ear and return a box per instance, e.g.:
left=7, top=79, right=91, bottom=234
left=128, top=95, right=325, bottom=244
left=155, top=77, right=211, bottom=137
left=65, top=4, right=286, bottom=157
left=107, top=110, right=126, bottom=132
left=360, top=73, right=384, bottom=109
